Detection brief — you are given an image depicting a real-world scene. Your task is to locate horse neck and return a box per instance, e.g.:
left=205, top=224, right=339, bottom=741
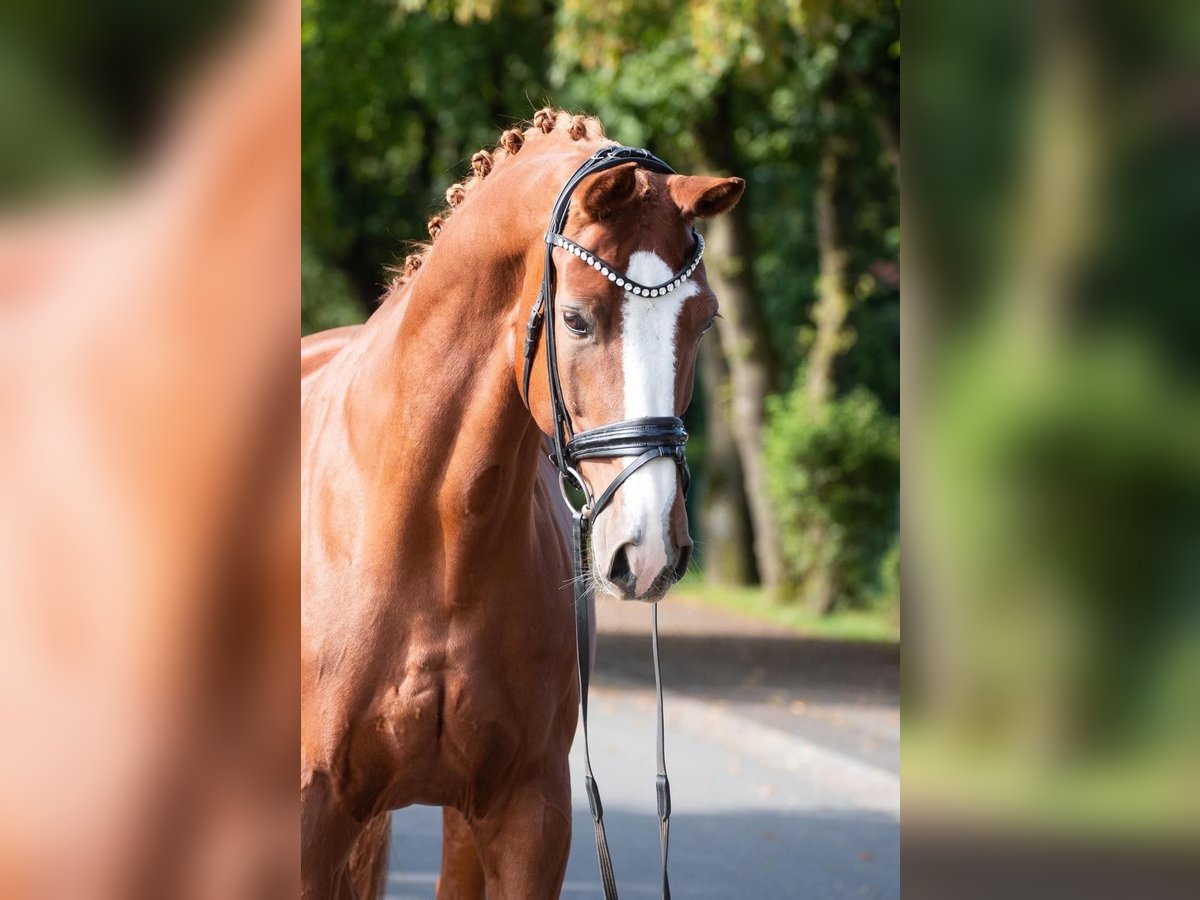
left=338, top=171, right=557, bottom=532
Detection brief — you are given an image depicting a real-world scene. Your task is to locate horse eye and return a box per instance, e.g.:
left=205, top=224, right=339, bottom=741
left=563, top=310, right=590, bottom=337
left=701, top=315, right=717, bottom=335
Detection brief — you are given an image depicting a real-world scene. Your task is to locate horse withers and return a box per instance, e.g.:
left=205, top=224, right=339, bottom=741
left=300, top=109, right=744, bottom=899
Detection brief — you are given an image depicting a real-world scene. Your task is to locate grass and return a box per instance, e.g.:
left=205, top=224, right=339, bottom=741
left=674, top=572, right=899, bottom=644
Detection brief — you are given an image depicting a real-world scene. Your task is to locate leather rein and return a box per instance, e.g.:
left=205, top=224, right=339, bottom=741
left=521, top=145, right=704, bottom=900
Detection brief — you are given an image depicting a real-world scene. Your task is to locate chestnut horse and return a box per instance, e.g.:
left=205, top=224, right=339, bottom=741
left=301, top=109, right=744, bottom=899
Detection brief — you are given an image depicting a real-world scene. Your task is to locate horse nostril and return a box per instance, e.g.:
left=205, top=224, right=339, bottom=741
left=608, top=544, right=636, bottom=594
left=672, top=543, right=692, bottom=583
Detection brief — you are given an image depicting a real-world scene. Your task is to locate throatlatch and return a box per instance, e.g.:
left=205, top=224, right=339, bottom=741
left=523, top=145, right=703, bottom=900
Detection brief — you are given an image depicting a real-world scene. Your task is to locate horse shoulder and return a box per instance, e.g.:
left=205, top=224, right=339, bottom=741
left=301, top=324, right=359, bottom=397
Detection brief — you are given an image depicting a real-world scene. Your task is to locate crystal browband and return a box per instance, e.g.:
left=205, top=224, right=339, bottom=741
left=546, top=230, right=705, bottom=297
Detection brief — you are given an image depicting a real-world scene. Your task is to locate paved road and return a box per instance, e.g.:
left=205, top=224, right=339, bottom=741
left=385, top=597, right=900, bottom=899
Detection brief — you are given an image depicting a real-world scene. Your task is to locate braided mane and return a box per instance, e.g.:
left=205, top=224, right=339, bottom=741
left=384, top=108, right=606, bottom=296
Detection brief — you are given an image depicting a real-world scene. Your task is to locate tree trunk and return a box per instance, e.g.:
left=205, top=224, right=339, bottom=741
left=697, top=339, right=756, bottom=585
left=698, top=86, right=786, bottom=593
left=802, top=133, right=853, bottom=615
left=703, top=192, right=787, bottom=593
left=806, top=136, right=852, bottom=405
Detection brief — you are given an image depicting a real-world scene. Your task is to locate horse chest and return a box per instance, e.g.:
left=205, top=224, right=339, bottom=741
left=362, top=638, right=569, bottom=811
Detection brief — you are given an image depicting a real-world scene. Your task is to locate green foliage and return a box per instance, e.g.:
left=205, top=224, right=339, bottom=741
left=302, top=0, right=554, bottom=305
left=871, top=535, right=900, bottom=616
left=765, top=381, right=899, bottom=611
left=302, top=242, right=365, bottom=336
left=553, top=0, right=901, bottom=384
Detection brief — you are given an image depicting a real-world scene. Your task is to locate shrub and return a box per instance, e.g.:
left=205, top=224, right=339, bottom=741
left=764, top=383, right=899, bottom=613
left=871, top=535, right=901, bottom=624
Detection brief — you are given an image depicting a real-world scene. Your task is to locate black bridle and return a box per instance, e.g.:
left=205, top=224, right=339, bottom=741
left=522, top=145, right=705, bottom=900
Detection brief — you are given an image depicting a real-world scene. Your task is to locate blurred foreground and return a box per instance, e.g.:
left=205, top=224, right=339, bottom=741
left=0, top=1, right=298, bottom=896
left=906, top=1, right=1199, bottom=896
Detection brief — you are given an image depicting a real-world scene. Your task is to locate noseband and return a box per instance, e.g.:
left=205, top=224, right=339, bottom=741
left=522, top=145, right=704, bottom=900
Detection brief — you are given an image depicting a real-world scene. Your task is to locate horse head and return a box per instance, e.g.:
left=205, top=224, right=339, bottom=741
left=528, top=152, right=745, bottom=601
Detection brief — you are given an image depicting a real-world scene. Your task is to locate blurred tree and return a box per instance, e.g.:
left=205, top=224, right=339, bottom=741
left=553, top=0, right=899, bottom=600
left=696, top=86, right=786, bottom=594
left=301, top=0, right=553, bottom=318
left=697, top=339, right=757, bottom=585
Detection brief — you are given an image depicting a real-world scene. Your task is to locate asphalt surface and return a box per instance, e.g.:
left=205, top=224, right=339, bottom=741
left=385, top=596, right=900, bottom=899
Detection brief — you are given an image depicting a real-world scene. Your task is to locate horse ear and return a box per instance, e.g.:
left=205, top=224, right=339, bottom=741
left=578, top=162, right=640, bottom=220
left=667, top=175, right=746, bottom=220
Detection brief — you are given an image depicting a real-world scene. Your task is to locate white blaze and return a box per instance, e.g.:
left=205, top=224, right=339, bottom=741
left=617, top=251, right=698, bottom=579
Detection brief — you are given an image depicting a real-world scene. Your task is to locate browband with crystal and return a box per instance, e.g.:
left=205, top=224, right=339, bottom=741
left=546, top=231, right=705, bottom=297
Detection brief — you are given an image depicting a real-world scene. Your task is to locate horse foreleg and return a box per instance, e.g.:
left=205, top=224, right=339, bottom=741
left=347, top=811, right=392, bottom=900
left=301, top=769, right=368, bottom=899
left=470, top=765, right=573, bottom=900
left=435, top=807, right=485, bottom=900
